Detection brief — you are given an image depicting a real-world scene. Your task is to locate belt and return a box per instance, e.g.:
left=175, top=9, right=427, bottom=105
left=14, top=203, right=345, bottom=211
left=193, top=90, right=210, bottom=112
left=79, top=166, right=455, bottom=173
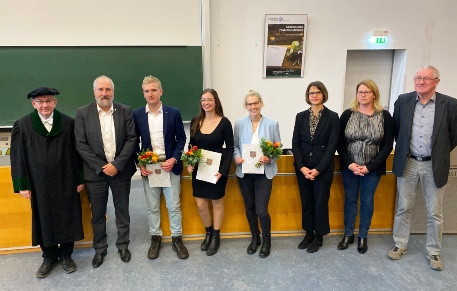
left=407, top=154, right=431, bottom=162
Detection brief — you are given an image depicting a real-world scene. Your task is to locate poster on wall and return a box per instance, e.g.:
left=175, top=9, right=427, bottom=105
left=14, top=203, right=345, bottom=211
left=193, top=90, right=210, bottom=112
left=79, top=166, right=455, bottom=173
left=263, top=14, right=308, bottom=78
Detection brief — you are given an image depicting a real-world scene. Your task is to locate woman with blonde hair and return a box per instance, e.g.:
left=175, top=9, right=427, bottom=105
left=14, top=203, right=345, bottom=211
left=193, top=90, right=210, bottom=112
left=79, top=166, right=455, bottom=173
left=233, top=90, right=281, bottom=258
left=337, top=79, right=394, bottom=254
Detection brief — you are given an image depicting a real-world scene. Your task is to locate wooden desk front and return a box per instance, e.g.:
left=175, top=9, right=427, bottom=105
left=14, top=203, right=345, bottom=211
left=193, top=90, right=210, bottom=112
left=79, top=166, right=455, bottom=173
left=0, top=155, right=396, bottom=253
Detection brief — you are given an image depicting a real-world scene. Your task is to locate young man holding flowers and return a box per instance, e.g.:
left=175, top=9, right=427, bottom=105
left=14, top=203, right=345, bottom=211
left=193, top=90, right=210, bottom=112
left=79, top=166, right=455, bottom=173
left=132, top=75, right=188, bottom=259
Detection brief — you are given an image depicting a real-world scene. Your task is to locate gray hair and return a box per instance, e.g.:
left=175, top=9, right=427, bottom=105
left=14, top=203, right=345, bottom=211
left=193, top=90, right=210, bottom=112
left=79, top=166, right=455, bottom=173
left=93, top=75, right=115, bottom=90
left=416, top=65, right=440, bottom=79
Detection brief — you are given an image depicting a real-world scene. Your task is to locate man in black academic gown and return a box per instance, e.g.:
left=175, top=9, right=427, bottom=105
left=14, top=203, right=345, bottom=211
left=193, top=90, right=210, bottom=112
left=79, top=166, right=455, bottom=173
left=10, top=87, right=85, bottom=278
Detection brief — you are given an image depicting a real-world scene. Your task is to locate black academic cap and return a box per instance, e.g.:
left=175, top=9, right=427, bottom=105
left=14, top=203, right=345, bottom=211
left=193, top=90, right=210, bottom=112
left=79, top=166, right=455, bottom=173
left=27, top=87, right=60, bottom=99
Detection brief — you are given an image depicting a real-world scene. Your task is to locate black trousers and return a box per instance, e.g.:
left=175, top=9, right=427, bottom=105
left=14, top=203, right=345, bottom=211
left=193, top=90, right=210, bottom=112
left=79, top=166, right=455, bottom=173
left=296, top=170, right=333, bottom=236
left=238, top=174, right=272, bottom=238
left=41, top=242, right=74, bottom=259
left=86, top=177, right=131, bottom=253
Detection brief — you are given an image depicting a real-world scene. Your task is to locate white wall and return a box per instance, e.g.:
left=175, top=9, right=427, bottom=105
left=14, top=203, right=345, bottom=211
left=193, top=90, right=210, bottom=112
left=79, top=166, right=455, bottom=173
left=1, top=0, right=456, bottom=147
left=209, top=0, right=457, bottom=147
left=0, top=0, right=201, bottom=46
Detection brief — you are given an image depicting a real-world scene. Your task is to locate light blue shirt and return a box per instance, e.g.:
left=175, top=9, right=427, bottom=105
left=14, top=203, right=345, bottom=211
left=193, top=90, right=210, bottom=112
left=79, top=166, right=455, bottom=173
left=409, top=93, right=435, bottom=157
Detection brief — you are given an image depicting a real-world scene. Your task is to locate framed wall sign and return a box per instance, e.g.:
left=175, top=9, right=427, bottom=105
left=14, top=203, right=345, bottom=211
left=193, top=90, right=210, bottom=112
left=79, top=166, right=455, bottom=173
left=263, top=14, right=308, bottom=78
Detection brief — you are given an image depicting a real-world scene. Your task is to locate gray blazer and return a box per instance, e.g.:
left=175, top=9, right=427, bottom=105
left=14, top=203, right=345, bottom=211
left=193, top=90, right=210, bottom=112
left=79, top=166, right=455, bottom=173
left=233, top=115, right=281, bottom=179
left=75, top=101, right=137, bottom=181
left=393, top=91, right=457, bottom=188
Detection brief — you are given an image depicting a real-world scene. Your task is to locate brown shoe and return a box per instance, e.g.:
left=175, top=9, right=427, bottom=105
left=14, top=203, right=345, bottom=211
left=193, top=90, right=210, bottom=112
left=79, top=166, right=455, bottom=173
left=147, top=235, right=162, bottom=259
left=172, top=236, right=189, bottom=259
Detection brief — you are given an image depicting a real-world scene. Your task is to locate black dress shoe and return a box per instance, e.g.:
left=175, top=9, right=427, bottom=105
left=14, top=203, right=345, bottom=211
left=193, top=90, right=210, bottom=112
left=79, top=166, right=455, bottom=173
left=61, top=256, right=77, bottom=273
left=307, top=236, right=323, bottom=253
left=337, top=234, right=355, bottom=250
left=92, top=252, right=106, bottom=268
left=357, top=237, right=368, bottom=254
left=36, top=258, right=59, bottom=278
left=172, top=236, right=189, bottom=259
left=119, top=249, right=131, bottom=262
left=259, top=237, right=271, bottom=258
left=298, top=232, right=314, bottom=249
left=247, top=235, right=261, bottom=255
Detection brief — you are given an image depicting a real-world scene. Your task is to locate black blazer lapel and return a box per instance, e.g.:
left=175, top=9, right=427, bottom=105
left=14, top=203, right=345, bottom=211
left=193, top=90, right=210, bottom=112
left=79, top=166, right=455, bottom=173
left=302, top=110, right=312, bottom=141
left=113, top=103, right=122, bottom=155
left=404, top=94, right=417, bottom=141
left=89, top=102, right=105, bottom=155
left=432, top=93, right=446, bottom=146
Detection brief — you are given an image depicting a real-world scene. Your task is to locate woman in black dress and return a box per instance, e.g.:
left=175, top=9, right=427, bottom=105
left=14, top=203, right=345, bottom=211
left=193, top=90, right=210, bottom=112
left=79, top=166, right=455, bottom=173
left=188, top=88, right=234, bottom=256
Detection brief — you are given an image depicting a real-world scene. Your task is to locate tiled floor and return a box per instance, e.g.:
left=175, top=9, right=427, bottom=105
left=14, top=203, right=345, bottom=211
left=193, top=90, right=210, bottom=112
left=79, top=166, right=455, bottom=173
left=1, top=179, right=456, bottom=291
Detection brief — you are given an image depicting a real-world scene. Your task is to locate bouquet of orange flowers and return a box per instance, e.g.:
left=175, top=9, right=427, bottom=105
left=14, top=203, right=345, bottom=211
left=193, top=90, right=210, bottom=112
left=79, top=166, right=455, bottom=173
left=255, top=137, right=282, bottom=168
left=181, top=145, right=203, bottom=179
left=137, top=149, right=160, bottom=167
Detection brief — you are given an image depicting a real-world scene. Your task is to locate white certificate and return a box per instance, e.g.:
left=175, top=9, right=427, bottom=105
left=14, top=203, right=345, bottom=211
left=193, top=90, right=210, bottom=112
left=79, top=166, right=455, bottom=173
left=196, top=149, right=222, bottom=184
left=146, top=163, right=171, bottom=188
left=242, top=144, right=264, bottom=174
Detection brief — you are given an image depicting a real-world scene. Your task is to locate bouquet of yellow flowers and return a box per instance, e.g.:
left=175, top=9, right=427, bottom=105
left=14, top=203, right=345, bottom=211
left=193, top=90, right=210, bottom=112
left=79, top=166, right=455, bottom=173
left=181, top=145, right=203, bottom=179
left=137, top=149, right=160, bottom=167
left=255, top=137, right=282, bottom=168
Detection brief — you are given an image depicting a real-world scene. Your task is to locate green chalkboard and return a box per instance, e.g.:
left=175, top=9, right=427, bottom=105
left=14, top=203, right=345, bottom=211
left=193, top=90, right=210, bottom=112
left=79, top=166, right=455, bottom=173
left=0, top=46, right=203, bottom=126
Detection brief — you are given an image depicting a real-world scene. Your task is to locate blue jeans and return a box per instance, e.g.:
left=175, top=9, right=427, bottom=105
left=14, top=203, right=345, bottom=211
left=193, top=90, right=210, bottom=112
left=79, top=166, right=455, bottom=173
left=393, top=159, right=445, bottom=256
left=342, top=168, right=381, bottom=238
left=143, top=172, right=183, bottom=237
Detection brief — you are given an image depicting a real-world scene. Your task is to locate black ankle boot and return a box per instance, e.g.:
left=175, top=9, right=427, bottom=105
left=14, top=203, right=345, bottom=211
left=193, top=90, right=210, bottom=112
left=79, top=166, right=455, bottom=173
left=357, top=237, right=368, bottom=254
left=298, top=231, right=314, bottom=249
left=307, top=235, right=323, bottom=253
left=206, top=229, right=220, bottom=256
left=337, top=234, right=354, bottom=250
left=259, top=236, right=271, bottom=258
left=247, top=235, right=261, bottom=255
left=201, top=225, right=213, bottom=251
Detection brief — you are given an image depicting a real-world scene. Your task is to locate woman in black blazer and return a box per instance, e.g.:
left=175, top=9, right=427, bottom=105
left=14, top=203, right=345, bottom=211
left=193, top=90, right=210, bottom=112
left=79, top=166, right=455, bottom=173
left=292, top=81, right=339, bottom=253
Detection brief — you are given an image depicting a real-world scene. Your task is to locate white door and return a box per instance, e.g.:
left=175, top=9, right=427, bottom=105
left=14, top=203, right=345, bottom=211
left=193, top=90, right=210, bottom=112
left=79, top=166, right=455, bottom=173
left=343, top=50, right=394, bottom=110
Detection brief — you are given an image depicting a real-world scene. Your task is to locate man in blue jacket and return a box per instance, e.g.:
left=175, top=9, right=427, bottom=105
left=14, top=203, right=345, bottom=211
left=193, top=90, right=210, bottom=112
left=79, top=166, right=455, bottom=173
left=133, top=75, right=188, bottom=260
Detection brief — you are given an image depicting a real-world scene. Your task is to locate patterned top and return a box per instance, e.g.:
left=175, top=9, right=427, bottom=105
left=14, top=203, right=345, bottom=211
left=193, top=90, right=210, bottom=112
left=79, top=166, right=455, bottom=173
left=308, top=108, right=323, bottom=140
left=345, top=111, right=384, bottom=165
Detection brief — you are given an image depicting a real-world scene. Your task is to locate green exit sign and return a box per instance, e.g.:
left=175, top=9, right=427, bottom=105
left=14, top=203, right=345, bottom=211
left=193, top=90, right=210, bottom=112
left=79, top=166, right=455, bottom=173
left=374, top=36, right=387, bottom=44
